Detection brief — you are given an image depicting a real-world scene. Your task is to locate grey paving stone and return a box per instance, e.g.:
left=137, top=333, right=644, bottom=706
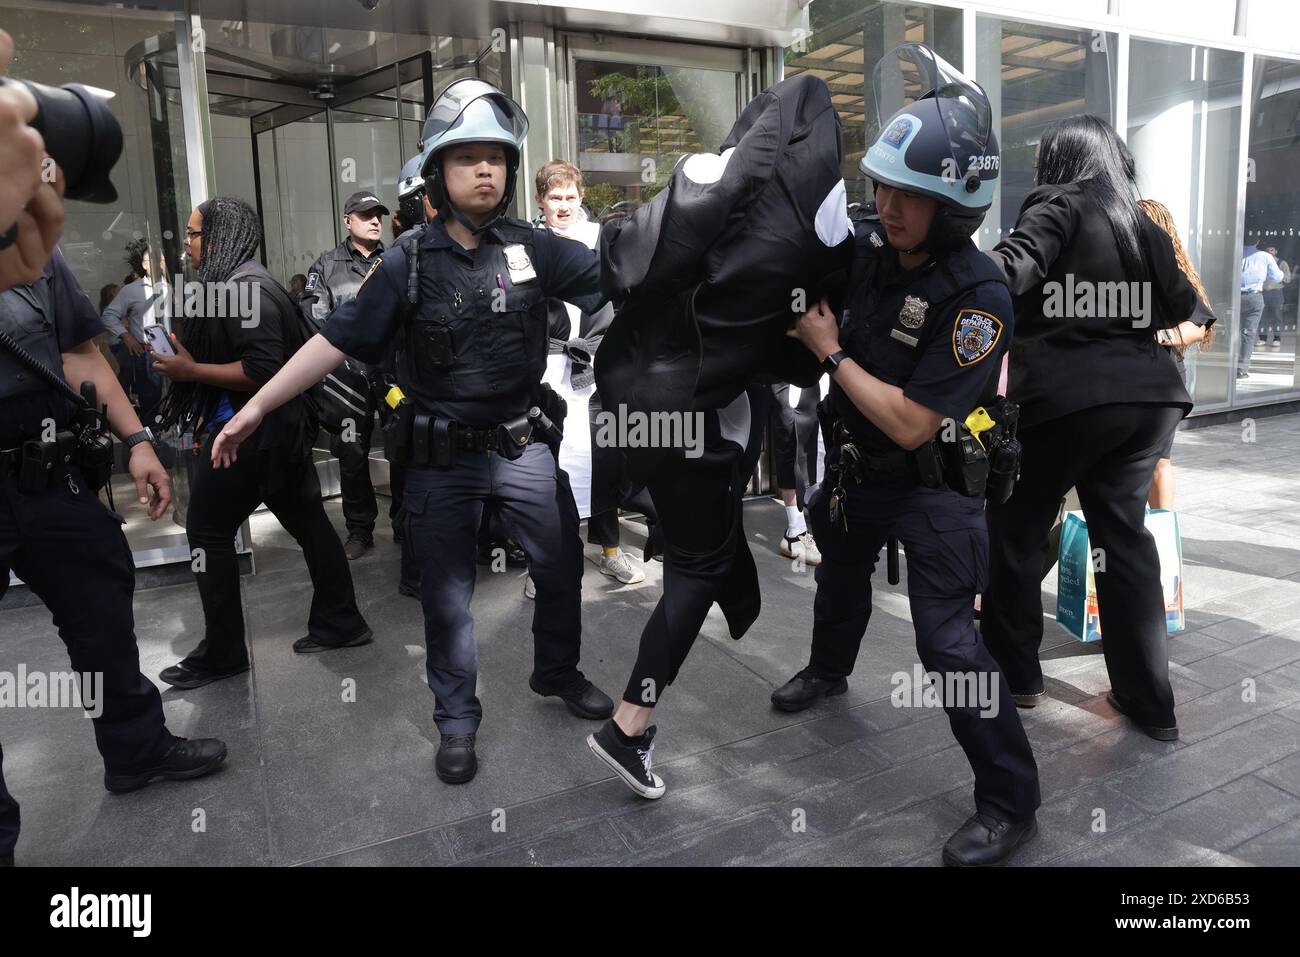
left=1106, top=715, right=1300, bottom=814
left=1051, top=775, right=1300, bottom=866
left=1225, top=816, right=1300, bottom=865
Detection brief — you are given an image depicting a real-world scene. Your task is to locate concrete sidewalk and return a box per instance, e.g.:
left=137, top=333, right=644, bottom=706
left=3, top=412, right=1299, bottom=866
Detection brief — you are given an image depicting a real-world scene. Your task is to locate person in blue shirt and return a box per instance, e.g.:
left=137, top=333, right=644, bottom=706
left=210, top=80, right=615, bottom=786
left=1238, top=237, right=1284, bottom=378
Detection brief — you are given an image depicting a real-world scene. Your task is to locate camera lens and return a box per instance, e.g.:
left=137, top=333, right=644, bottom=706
left=0, top=77, right=122, bottom=204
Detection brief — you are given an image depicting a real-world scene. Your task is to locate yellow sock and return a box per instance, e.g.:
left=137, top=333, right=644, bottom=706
left=602, top=547, right=619, bottom=558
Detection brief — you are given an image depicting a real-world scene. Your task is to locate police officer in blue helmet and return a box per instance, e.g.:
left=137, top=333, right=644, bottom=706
left=776, top=44, right=1041, bottom=865
left=211, top=77, right=615, bottom=785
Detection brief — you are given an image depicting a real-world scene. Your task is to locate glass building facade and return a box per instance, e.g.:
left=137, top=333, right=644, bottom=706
left=3, top=0, right=1297, bottom=572
left=784, top=0, right=1300, bottom=415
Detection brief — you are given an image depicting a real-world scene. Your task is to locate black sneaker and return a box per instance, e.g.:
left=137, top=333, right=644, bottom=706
left=104, top=737, right=228, bottom=794
left=587, top=720, right=665, bottom=799
left=159, top=661, right=249, bottom=690
left=292, top=628, right=374, bottom=654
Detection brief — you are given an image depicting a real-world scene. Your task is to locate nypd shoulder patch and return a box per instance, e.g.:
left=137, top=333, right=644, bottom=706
left=952, top=308, right=1003, bottom=367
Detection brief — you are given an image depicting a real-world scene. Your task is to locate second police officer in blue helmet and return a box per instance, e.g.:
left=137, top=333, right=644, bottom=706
left=778, top=44, right=1041, bottom=865
left=210, top=78, right=615, bottom=785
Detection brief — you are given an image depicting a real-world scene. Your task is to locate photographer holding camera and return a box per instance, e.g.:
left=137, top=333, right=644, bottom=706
left=0, top=28, right=226, bottom=867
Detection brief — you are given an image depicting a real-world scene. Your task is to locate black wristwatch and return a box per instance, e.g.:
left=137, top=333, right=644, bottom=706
left=821, top=350, right=848, bottom=374
left=124, top=428, right=156, bottom=451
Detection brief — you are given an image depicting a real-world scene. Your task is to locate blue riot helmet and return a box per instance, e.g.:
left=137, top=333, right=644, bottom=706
left=861, top=43, right=999, bottom=252
left=415, top=77, right=529, bottom=234
left=397, top=153, right=428, bottom=227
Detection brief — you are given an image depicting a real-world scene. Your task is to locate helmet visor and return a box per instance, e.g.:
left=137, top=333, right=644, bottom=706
left=419, top=78, right=528, bottom=151
left=871, top=43, right=991, bottom=176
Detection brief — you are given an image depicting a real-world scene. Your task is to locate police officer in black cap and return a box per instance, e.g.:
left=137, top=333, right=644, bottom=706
left=777, top=44, right=1040, bottom=866
left=0, top=250, right=226, bottom=866
left=210, top=78, right=614, bottom=785
left=301, top=189, right=390, bottom=560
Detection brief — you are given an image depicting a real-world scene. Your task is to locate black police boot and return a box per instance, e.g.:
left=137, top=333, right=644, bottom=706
left=292, top=627, right=374, bottom=654
left=587, top=720, right=665, bottom=799
left=159, top=661, right=249, bottom=690
left=435, top=734, right=477, bottom=785
left=1107, top=691, right=1179, bottom=742
left=104, top=737, right=228, bottom=794
left=770, top=666, right=848, bottom=713
left=942, top=813, right=1038, bottom=866
left=529, top=673, right=614, bottom=720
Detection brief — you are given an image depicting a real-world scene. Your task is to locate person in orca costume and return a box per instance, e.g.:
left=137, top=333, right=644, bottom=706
left=586, top=74, right=853, bottom=798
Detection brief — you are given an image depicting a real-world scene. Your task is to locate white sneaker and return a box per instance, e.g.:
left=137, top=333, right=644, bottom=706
left=779, top=531, right=822, bottom=566
left=523, top=575, right=536, bottom=600
left=599, top=549, right=645, bottom=584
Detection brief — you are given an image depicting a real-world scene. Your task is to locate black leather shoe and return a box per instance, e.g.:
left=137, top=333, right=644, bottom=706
left=529, top=673, right=614, bottom=719
left=477, top=539, right=528, bottom=568
left=292, top=628, right=374, bottom=654
left=770, top=667, right=848, bottom=713
left=942, top=813, right=1038, bottom=866
left=1012, top=688, right=1047, bottom=708
left=159, top=662, right=249, bottom=690
left=435, top=733, right=477, bottom=784
left=104, top=737, right=228, bottom=794
left=1107, top=691, right=1179, bottom=741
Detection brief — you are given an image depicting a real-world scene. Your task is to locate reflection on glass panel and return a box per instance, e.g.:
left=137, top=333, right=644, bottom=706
left=574, top=58, right=738, bottom=218
left=1242, top=56, right=1300, bottom=399
left=783, top=1, right=962, bottom=209
left=268, top=115, right=337, bottom=282
left=1128, top=40, right=1243, bottom=410
left=976, top=18, right=1116, bottom=249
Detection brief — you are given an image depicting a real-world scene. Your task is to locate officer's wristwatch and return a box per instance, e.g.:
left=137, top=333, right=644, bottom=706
left=124, top=428, right=156, bottom=451
left=821, top=350, right=848, bottom=374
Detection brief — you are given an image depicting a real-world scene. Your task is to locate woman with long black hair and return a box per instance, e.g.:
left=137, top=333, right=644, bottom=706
left=151, top=197, right=372, bottom=689
left=980, top=115, right=1199, bottom=741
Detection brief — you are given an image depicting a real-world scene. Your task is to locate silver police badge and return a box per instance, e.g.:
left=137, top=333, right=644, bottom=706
left=898, top=295, right=929, bottom=329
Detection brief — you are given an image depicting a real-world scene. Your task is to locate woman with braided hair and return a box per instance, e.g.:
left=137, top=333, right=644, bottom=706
left=151, top=197, right=372, bottom=689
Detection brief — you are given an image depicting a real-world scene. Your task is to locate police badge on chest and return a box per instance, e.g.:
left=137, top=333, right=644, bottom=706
left=503, top=244, right=537, bottom=284
left=890, top=295, right=928, bottom=347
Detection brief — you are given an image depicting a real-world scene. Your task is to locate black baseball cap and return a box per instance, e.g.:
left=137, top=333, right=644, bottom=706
left=344, top=191, right=390, bottom=216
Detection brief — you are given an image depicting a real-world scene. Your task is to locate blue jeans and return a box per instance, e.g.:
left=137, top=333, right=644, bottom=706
left=403, top=442, right=584, bottom=733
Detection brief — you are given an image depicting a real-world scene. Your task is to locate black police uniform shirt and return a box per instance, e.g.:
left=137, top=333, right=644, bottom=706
left=0, top=247, right=104, bottom=447
left=320, top=213, right=602, bottom=429
left=831, top=218, right=1013, bottom=454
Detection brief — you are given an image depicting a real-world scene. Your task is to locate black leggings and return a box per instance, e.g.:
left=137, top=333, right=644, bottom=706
left=620, top=433, right=757, bottom=705
left=181, top=437, right=369, bottom=671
